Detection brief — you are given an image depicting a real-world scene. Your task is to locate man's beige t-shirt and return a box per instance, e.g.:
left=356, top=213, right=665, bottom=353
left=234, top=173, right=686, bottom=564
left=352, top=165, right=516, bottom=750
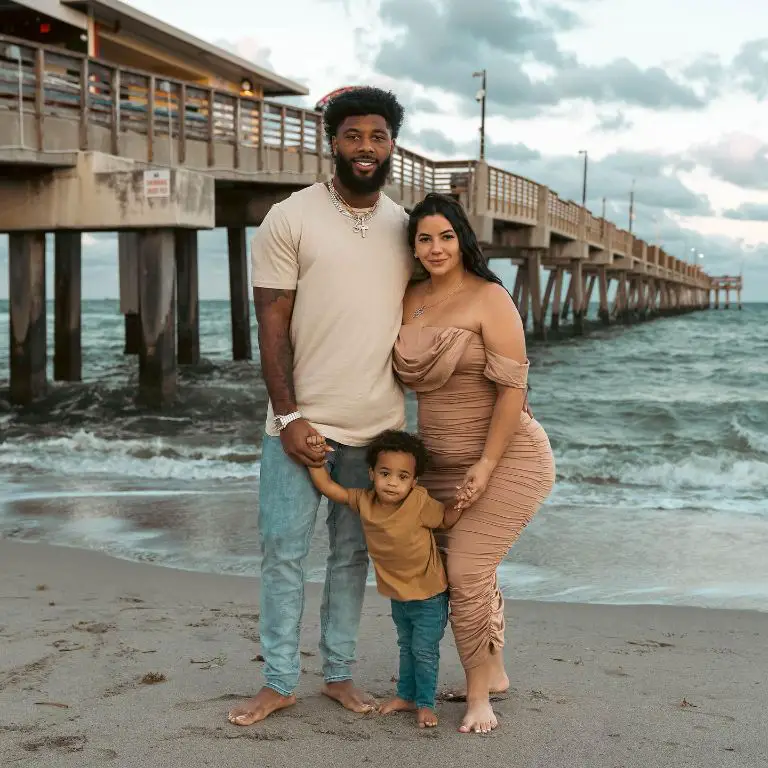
left=251, top=182, right=412, bottom=446
left=347, top=485, right=448, bottom=602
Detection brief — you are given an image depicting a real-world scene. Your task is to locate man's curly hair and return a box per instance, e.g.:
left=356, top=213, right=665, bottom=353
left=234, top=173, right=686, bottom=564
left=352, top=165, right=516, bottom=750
left=365, top=430, right=430, bottom=478
left=322, top=86, right=404, bottom=150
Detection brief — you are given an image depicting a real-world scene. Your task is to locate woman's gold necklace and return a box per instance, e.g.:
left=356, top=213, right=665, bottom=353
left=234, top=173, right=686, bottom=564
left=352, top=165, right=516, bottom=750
left=412, top=273, right=466, bottom=319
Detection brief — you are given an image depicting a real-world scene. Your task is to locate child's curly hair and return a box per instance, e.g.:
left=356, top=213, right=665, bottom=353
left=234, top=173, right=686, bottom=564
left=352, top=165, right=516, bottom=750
left=365, top=430, right=429, bottom=477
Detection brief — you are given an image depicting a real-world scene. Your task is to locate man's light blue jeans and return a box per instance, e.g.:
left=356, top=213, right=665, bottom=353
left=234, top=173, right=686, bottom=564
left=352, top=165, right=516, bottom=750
left=258, top=434, right=370, bottom=696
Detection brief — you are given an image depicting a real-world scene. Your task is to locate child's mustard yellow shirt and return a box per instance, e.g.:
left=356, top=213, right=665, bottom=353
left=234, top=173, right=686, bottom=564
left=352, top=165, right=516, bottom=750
left=347, top=485, right=448, bottom=602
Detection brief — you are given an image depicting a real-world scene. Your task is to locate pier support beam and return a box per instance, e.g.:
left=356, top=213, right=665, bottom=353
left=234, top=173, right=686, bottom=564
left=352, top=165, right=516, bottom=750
left=598, top=267, right=610, bottom=325
left=119, top=232, right=141, bottom=355
left=227, top=227, right=252, bottom=361
left=571, top=260, right=584, bottom=335
left=137, top=229, right=176, bottom=407
left=550, top=267, right=563, bottom=331
left=175, top=229, right=200, bottom=366
left=527, top=250, right=545, bottom=340
left=54, top=231, right=82, bottom=382
left=9, top=232, right=47, bottom=405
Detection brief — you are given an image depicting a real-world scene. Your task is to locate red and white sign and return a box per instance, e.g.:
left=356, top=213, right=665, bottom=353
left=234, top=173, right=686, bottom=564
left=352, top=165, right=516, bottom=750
left=314, top=86, right=361, bottom=111
left=143, top=169, right=170, bottom=199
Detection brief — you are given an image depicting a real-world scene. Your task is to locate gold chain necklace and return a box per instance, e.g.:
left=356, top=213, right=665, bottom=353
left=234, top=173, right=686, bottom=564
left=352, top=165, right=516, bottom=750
left=412, top=274, right=466, bottom=319
left=326, top=182, right=380, bottom=238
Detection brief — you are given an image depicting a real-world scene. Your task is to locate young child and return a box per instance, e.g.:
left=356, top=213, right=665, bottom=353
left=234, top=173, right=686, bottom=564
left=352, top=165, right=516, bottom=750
left=308, top=429, right=462, bottom=728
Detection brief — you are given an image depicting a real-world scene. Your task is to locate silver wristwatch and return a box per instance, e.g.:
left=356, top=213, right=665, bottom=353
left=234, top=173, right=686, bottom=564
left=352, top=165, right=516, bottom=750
left=274, top=411, right=302, bottom=432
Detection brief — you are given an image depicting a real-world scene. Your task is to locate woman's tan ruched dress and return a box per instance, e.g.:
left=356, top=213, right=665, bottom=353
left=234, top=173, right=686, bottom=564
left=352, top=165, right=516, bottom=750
left=394, top=326, right=555, bottom=670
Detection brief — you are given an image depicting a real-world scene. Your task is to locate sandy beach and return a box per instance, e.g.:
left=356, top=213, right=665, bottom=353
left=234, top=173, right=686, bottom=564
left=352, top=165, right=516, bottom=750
left=1, top=540, right=766, bottom=768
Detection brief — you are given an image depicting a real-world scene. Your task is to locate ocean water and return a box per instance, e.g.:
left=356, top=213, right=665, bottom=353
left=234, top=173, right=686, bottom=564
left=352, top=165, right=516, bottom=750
left=1, top=297, right=767, bottom=612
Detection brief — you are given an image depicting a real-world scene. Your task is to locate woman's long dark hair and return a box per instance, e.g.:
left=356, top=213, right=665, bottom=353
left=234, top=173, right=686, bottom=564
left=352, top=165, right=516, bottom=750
left=408, top=193, right=504, bottom=286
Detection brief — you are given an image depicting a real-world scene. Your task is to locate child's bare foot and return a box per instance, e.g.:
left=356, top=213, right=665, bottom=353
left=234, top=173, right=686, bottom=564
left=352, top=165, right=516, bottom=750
left=458, top=700, right=498, bottom=734
left=417, top=707, right=438, bottom=728
left=379, top=696, right=416, bottom=715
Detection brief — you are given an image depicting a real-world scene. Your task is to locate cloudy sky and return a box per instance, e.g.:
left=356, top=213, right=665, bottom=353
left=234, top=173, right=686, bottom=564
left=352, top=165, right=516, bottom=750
left=1, top=0, right=767, bottom=299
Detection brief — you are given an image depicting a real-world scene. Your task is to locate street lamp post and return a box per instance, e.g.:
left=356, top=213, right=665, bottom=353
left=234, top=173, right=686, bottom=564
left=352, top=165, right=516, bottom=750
left=473, top=69, right=487, bottom=161
left=628, top=178, right=635, bottom=233
left=578, top=150, right=588, bottom=207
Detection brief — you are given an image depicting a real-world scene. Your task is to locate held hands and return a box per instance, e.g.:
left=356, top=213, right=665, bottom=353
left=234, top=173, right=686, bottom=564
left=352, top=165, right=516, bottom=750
left=455, top=456, right=495, bottom=510
left=279, top=419, right=333, bottom=467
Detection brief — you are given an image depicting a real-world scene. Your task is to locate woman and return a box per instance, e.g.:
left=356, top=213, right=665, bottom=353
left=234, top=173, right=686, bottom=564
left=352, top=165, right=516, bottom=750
left=393, top=193, right=556, bottom=734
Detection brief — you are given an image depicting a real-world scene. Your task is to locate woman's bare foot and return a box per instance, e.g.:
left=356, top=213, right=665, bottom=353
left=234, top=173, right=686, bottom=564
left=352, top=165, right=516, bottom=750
left=379, top=696, right=416, bottom=715
left=458, top=700, right=498, bottom=734
left=322, top=680, right=377, bottom=713
left=442, top=662, right=509, bottom=702
left=441, top=676, right=509, bottom=702
left=417, top=707, right=438, bottom=728
left=227, top=687, right=296, bottom=726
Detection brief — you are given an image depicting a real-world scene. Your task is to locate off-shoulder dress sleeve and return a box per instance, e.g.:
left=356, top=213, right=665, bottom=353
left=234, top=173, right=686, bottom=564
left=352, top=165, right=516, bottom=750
left=483, top=350, right=529, bottom=389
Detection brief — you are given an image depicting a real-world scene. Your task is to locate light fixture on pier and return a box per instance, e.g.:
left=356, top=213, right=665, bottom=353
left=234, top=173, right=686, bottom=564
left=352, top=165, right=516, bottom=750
left=472, top=69, right=487, bottom=161
left=578, top=150, right=588, bottom=208
left=240, top=79, right=254, bottom=96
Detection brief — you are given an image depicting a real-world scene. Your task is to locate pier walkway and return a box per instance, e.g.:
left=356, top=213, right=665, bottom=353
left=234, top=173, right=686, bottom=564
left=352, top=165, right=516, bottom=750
left=0, top=32, right=741, bottom=406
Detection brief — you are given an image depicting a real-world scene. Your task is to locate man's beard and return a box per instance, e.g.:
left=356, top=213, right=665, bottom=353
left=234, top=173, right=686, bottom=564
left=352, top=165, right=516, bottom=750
left=334, top=151, right=392, bottom=196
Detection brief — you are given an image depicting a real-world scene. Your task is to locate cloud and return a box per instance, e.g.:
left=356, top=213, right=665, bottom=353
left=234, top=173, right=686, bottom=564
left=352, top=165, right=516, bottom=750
left=374, top=0, right=708, bottom=115
left=595, top=110, right=633, bottom=132
left=693, top=133, right=768, bottom=191
left=213, top=37, right=275, bottom=70
left=403, top=128, right=541, bottom=163
left=731, top=38, right=768, bottom=99
left=722, top=202, right=768, bottom=221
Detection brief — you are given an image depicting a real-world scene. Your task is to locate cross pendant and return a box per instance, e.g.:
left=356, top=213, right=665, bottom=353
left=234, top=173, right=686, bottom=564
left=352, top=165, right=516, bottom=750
left=412, top=307, right=425, bottom=318
left=353, top=220, right=368, bottom=238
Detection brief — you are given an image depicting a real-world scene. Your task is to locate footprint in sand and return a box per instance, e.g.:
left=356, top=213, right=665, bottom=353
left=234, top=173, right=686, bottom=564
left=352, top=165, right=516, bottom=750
left=603, top=667, right=631, bottom=678
left=315, top=727, right=371, bottom=742
left=173, top=694, right=247, bottom=711
left=20, top=734, right=87, bottom=754
left=0, top=655, right=56, bottom=692
left=174, top=725, right=288, bottom=742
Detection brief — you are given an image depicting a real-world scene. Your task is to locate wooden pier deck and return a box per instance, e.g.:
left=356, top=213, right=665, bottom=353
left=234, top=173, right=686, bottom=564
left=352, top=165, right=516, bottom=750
left=0, top=33, right=743, bottom=406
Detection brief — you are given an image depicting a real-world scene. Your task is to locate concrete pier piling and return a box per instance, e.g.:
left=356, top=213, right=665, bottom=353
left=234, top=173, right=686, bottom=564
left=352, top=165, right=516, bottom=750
left=137, top=230, right=177, bottom=407
left=175, top=229, right=200, bottom=367
left=53, top=231, right=82, bottom=382
left=9, top=232, right=47, bottom=405
left=119, top=232, right=141, bottom=356
left=227, top=227, right=252, bottom=362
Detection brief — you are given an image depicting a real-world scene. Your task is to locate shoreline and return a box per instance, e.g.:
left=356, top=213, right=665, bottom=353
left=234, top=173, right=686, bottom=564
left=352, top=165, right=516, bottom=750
left=3, top=534, right=768, bottom=616
left=1, top=540, right=766, bottom=768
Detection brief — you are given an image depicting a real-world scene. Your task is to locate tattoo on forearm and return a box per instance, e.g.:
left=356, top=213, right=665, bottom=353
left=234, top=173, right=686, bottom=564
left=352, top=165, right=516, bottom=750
left=254, top=288, right=297, bottom=415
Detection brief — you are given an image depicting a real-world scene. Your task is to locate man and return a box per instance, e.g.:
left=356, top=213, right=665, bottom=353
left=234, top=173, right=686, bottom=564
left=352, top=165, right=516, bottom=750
left=228, top=87, right=412, bottom=726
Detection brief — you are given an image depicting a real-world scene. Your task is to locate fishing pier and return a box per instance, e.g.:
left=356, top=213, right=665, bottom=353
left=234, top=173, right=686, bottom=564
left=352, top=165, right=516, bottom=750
left=0, top=1, right=744, bottom=407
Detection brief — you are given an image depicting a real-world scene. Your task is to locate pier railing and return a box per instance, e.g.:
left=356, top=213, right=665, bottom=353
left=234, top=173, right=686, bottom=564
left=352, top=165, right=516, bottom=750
left=0, top=34, right=704, bottom=285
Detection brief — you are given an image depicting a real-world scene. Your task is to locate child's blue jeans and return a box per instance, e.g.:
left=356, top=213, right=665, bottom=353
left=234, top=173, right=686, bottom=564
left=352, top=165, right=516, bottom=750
left=391, top=590, right=449, bottom=709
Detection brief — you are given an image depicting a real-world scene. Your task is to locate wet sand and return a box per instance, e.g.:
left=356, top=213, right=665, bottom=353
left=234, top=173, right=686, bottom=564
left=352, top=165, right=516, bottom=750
left=1, top=539, right=766, bottom=768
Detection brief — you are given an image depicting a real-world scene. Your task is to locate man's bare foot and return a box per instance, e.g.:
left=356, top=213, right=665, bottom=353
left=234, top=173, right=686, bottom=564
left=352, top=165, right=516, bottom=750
left=379, top=696, right=417, bottom=715
left=322, top=680, right=377, bottom=713
left=227, top=687, right=296, bottom=726
left=458, top=700, right=498, bottom=734
left=417, top=707, right=438, bottom=728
